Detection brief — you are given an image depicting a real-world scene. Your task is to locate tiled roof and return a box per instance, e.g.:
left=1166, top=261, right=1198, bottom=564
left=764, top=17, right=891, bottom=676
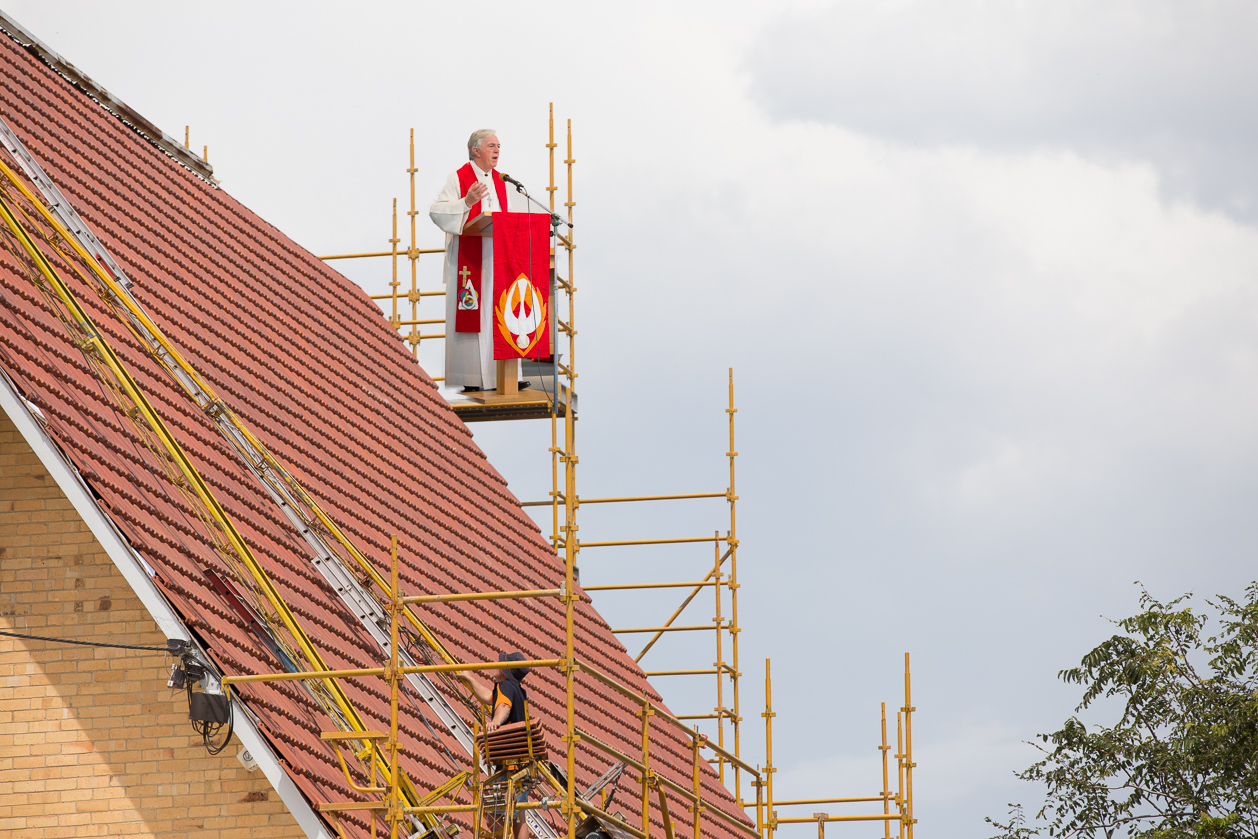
left=0, top=29, right=751, bottom=839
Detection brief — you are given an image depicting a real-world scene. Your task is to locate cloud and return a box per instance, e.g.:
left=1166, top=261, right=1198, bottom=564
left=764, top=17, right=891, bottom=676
left=12, top=3, right=1258, bottom=834
left=745, top=0, right=1258, bottom=220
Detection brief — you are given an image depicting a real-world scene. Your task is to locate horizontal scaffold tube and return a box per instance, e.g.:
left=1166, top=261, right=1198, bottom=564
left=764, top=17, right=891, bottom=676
left=371, top=290, right=445, bottom=299
left=613, top=625, right=720, bottom=634
left=777, top=815, right=901, bottom=823
left=223, top=659, right=563, bottom=686
left=403, top=588, right=560, bottom=605
left=584, top=581, right=717, bottom=592
left=322, top=247, right=445, bottom=260
left=581, top=536, right=724, bottom=548
left=773, top=796, right=895, bottom=806
left=580, top=492, right=727, bottom=505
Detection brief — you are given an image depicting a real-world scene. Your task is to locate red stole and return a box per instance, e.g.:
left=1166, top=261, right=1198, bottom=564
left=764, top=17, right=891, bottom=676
left=454, top=163, right=510, bottom=333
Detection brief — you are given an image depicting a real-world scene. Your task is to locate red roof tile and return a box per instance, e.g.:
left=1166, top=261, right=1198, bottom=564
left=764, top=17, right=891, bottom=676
left=0, top=28, right=751, bottom=839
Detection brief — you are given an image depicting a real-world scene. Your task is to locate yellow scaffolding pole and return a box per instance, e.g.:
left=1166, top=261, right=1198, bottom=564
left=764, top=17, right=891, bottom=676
left=897, top=710, right=906, bottom=839
left=764, top=658, right=776, bottom=839
left=727, top=368, right=743, bottom=804
left=881, top=702, right=892, bottom=839
left=565, top=116, right=580, bottom=839
left=903, top=653, right=915, bottom=838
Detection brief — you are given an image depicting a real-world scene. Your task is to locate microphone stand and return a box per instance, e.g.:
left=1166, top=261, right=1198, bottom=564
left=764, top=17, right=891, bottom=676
left=501, top=176, right=573, bottom=230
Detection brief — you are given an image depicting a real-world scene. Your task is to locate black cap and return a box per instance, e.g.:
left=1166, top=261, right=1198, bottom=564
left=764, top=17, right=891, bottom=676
left=499, top=651, right=530, bottom=681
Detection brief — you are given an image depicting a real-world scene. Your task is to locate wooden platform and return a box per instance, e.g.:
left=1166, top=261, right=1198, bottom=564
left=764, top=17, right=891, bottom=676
left=446, top=382, right=573, bottom=423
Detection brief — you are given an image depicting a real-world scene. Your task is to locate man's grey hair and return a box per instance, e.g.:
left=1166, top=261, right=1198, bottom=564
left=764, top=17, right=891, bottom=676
left=468, top=129, right=496, bottom=160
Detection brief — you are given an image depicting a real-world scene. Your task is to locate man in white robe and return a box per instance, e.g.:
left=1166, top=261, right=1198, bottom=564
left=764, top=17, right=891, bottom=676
left=429, top=129, right=531, bottom=391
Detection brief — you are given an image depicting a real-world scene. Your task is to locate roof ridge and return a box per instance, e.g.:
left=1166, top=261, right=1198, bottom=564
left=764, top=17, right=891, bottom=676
left=0, top=9, right=217, bottom=184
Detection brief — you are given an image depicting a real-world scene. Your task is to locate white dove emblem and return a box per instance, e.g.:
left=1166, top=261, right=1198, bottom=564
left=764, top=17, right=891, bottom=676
left=502, top=276, right=542, bottom=348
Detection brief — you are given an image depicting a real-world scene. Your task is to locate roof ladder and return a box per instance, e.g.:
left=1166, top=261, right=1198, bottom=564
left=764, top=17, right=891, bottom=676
left=0, top=119, right=131, bottom=289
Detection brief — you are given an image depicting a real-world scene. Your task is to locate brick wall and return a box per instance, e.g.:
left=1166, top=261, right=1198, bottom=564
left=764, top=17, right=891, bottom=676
left=0, top=409, right=308, bottom=839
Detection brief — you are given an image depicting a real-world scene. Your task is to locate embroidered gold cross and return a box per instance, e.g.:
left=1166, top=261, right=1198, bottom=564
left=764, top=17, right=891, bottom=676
left=458, top=265, right=472, bottom=287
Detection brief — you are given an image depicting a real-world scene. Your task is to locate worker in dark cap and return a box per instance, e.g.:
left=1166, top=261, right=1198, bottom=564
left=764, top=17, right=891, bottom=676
left=460, top=652, right=533, bottom=839
left=459, top=651, right=531, bottom=733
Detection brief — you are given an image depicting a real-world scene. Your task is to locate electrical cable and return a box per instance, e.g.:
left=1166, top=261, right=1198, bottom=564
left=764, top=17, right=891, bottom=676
left=186, top=676, right=234, bottom=755
left=515, top=177, right=558, bottom=413
left=0, top=628, right=177, bottom=652
left=5, top=624, right=233, bottom=755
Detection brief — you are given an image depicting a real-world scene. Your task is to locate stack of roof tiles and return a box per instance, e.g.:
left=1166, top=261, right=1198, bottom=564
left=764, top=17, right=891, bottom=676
left=0, top=20, right=751, bottom=839
left=478, top=720, right=550, bottom=766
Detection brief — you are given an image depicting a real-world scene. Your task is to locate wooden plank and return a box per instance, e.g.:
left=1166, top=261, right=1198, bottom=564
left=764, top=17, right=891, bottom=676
left=462, top=211, right=493, bottom=237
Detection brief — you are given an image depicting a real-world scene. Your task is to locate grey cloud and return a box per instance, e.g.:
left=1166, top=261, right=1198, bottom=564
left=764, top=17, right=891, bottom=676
left=746, top=1, right=1258, bottom=220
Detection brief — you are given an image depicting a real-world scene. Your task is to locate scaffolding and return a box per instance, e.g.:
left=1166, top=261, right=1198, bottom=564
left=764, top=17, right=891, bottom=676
left=319, top=105, right=917, bottom=839
left=217, top=537, right=917, bottom=839
left=220, top=537, right=770, bottom=839
left=568, top=370, right=741, bottom=802
left=0, top=93, right=916, bottom=839
left=756, top=658, right=915, bottom=839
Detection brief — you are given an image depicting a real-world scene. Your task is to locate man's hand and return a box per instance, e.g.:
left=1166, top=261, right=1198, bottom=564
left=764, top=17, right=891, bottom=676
left=486, top=719, right=502, bottom=733
left=465, top=182, right=489, bottom=207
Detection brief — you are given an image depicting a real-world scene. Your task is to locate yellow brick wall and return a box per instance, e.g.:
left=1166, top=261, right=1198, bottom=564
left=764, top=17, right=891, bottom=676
left=0, top=409, right=309, bottom=839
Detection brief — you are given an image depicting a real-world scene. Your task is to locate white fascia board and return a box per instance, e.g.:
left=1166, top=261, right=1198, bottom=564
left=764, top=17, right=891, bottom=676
left=0, top=370, right=334, bottom=839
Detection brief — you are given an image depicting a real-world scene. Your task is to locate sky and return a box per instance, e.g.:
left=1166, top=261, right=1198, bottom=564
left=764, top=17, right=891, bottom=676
left=7, top=1, right=1258, bottom=835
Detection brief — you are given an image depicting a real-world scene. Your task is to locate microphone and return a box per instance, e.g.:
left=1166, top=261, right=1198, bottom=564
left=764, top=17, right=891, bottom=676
left=501, top=172, right=572, bottom=228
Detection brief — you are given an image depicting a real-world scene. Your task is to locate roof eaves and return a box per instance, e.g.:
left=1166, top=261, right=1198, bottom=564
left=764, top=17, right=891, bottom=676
left=0, top=366, right=334, bottom=839
left=0, top=9, right=218, bottom=186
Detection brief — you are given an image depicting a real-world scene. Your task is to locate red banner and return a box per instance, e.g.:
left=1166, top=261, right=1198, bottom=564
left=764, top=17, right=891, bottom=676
left=492, top=212, right=551, bottom=360
left=454, top=163, right=509, bottom=333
